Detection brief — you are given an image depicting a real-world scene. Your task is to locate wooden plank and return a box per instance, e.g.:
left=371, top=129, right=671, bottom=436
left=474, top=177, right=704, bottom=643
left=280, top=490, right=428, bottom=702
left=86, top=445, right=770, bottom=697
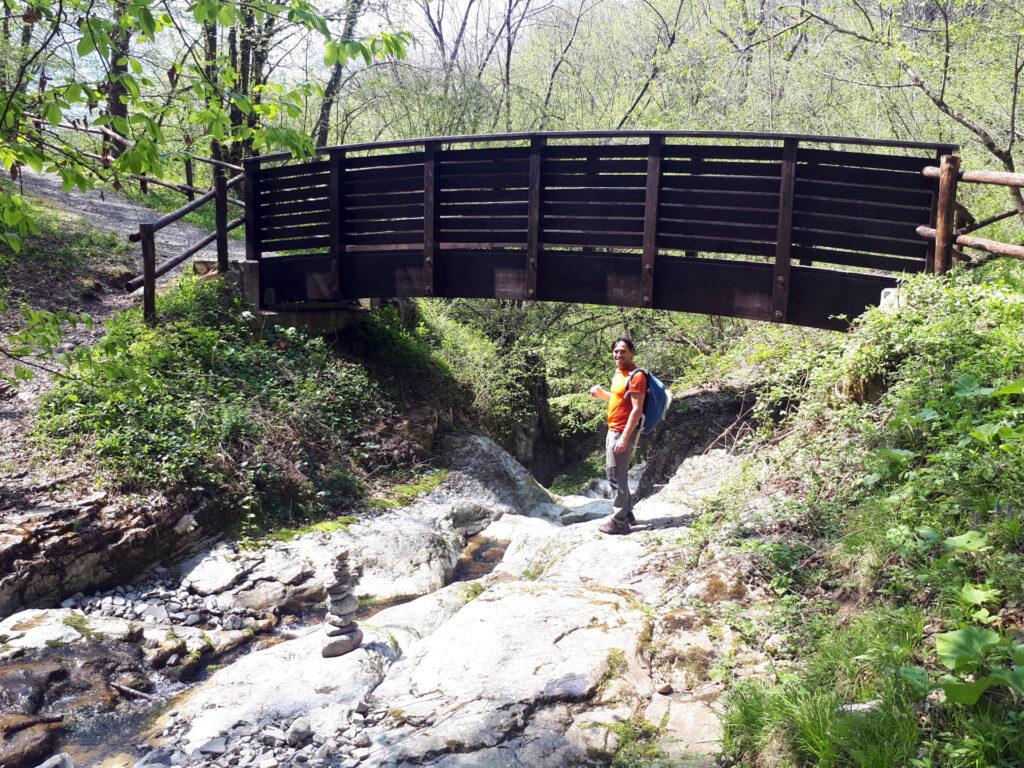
left=260, top=186, right=329, bottom=205
left=791, top=246, right=926, bottom=273
left=537, top=250, right=643, bottom=307
left=345, top=191, right=425, bottom=209
left=657, top=234, right=776, bottom=258
left=792, top=211, right=924, bottom=239
left=437, top=171, right=530, bottom=189
left=347, top=231, right=426, bottom=246
left=214, top=170, right=229, bottom=273
left=543, top=231, right=643, bottom=248
left=439, top=215, right=529, bottom=231
left=543, top=158, right=649, bottom=174
left=345, top=164, right=426, bottom=182
left=771, top=138, right=798, bottom=322
left=659, top=219, right=776, bottom=241
left=438, top=188, right=530, bottom=204
left=660, top=205, right=778, bottom=225
left=423, top=142, right=438, bottom=295
left=660, top=175, right=782, bottom=194
left=435, top=146, right=532, bottom=162
left=661, top=159, right=782, bottom=177
left=795, top=178, right=932, bottom=207
left=543, top=173, right=647, bottom=188
left=328, top=150, right=344, bottom=298
left=544, top=144, right=650, bottom=159
left=662, top=144, right=784, bottom=162
left=260, top=199, right=330, bottom=217
left=542, top=215, right=643, bottom=233
left=436, top=249, right=528, bottom=300
left=660, top=189, right=778, bottom=209
left=344, top=150, right=424, bottom=169
left=259, top=210, right=331, bottom=229
left=437, top=159, right=530, bottom=175
left=260, top=159, right=331, bottom=180
left=346, top=218, right=425, bottom=234
left=340, top=250, right=428, bottom=298
left=260, top=172, right=331, bottom=194
left=436, top=230, right=526, bottom=244
left=545, top=201, right=646, bottom=218
left=243, top=158, right=261, bottom=262
left=543, top=187, right=646, bottom=204
left=345, top=176, right=424, bottom=195
left=262, top=223, right=332, bottom=240
left=439, top=201, right=530, bottom=217
left=651, top=255, right=772, bottom=320
left=796, top=162, right=934, bottom=190
left=797, top=147, right=932, bottom=173
left=260, top=234, right=332, bottom=251
left=794, top=194, right=931, bottom=222
left=933, top=154, right=960, bottom=273
left=792, top=228, right=926, bottom=258
left=641, top=135, right=663, bottom=306
left=345, top=204, right=424, bottom=221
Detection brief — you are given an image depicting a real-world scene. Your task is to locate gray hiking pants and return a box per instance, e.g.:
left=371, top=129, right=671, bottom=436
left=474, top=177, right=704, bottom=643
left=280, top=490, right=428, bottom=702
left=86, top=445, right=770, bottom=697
left=605, top=427, right=640, bottom=523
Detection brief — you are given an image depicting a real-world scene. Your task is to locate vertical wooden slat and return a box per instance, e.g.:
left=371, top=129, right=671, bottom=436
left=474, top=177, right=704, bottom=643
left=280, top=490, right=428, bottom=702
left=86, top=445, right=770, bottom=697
left=771, top=138, right=798, bottom=322
left=140, top=222, right=156, bottom=324
left=242, top=158, right=261, bottom=263
left=641, top=134, right=664, bottom=306
left=924, top=149, right=942, bottom=273
left=423, top=142, right=438, bottom=296
left=933, top=153, right=960, bottom=274
left=213, top=168, right=229, bottom=273
left=329, top=150, right=345, bottom=299
left=526, top=135, right=545, bottom=299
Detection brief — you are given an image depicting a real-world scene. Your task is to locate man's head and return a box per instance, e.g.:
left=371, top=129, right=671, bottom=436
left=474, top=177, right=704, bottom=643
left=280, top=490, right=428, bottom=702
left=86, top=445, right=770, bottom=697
left=611, top=336, right=635, bottom=369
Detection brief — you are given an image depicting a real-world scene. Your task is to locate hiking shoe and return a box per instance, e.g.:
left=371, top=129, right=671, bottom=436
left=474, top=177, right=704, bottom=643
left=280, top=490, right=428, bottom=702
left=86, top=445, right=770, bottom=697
left=598, top=517, right=631, bottom=535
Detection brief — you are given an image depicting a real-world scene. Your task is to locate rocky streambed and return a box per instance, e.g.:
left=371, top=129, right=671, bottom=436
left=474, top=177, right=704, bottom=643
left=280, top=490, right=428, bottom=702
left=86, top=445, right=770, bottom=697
left=2, top=420, right=765, bottom=768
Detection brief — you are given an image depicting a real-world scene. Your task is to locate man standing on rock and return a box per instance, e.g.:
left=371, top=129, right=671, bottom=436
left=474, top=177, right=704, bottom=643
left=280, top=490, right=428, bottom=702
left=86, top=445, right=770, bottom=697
left=589, top=337, right=646, bottom=535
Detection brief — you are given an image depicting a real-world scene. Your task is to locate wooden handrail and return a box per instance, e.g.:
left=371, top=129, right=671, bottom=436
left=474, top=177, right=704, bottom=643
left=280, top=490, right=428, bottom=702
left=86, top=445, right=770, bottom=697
left=127, top=174, right=243, bottom=242
left=924, top=165, right=1024, bottom=188
left=252, top=129, right=958, bottom=164
left=126, top=216, right=244, bottom=291
left=917, top=225, right=1024, bottom=261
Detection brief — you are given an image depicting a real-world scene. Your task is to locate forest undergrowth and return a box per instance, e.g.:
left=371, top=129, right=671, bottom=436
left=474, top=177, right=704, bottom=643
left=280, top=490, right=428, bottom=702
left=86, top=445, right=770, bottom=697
left=710, top=262, right=1024, bottom=767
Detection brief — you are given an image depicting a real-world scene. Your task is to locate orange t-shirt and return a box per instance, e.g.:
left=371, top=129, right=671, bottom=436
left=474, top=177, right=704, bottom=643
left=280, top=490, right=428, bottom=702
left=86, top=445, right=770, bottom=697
left=607, top=365, right=647, bottom=431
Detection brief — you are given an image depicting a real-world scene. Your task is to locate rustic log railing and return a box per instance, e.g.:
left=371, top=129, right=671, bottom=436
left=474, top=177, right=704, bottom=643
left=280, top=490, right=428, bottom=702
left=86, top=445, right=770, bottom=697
left=242, top=131, right=955, bottom=329
left=918, top=157, right=1024, bottom=267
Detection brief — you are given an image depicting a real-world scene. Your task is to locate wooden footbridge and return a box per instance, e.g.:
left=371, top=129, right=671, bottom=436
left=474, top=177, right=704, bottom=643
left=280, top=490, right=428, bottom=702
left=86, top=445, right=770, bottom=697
left=124, top=130, right=1024, bottom=329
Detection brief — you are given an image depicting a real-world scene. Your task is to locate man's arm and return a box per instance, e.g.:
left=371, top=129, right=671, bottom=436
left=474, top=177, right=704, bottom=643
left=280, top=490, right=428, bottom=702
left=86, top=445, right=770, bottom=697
left=614, top=390, right=646, bottom=453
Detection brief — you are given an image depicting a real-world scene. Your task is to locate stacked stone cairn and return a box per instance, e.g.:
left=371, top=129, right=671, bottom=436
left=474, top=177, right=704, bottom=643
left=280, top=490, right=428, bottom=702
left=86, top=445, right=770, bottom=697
left=322, top=550, right=363, bottom=658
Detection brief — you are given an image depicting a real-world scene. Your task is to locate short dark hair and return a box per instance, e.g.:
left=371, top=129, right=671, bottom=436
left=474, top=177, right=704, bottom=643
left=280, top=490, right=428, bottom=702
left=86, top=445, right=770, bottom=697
left=611, top=336, right=635, bottom=352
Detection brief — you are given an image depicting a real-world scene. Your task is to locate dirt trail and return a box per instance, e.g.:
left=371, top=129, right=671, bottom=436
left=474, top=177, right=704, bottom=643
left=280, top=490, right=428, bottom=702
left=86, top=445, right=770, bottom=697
left=15, top=171, right=247, bottom=264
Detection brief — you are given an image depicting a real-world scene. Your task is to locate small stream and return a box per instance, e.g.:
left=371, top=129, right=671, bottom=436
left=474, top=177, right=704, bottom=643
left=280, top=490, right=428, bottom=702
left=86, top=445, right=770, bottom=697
left=16, top=532, right=513, bottom=767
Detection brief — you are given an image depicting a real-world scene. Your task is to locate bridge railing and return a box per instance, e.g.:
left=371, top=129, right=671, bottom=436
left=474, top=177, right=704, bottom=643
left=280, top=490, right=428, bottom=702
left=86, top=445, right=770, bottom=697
left=243, top=131, right=957, bottom=329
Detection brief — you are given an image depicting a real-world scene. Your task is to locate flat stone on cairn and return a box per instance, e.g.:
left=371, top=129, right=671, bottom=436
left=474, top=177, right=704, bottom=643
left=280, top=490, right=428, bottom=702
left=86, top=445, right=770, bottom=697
left=322, top=550, right=363, bottom=658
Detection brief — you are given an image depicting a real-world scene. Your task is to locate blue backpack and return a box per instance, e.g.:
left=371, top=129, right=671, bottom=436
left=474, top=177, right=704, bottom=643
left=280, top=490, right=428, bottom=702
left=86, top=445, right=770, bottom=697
left=626, top=368, right=671, bottom=433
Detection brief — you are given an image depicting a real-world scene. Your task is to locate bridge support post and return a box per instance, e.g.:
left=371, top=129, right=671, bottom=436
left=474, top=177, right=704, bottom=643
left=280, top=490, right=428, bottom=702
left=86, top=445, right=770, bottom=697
left=423, top=142, right=438, bottom=296
left=933, top=154, right=961, bottom=274
left=641, top=134, right=663, bottom=307
left=140, top=222, right=157, bottom=324
left=214, top=168, right=229, bottom=273
left=771, top=138, right=798, bottom=322
left=526, top=135, right=544, bottom=299
left=329, top=149, right=345, bottom=301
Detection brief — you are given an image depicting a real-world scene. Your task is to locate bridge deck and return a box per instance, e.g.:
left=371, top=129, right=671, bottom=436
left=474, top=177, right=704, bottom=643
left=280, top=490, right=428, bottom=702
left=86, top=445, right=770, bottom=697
left=242, top=131, right=956, bottom=329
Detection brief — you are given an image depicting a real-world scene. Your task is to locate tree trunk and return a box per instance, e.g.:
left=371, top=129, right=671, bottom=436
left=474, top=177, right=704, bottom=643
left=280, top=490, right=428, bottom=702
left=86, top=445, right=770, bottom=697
left=314, top=0, right=364, bottom=148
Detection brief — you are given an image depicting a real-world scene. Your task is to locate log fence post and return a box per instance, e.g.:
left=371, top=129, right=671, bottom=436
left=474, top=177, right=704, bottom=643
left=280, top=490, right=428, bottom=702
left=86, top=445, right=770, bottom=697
left=526, top=135, right=545, bottom=299
left=140, top=222, right=157, bottom=323
left=933, top=154, right=961, bottom=274
left=641, top=134, right=664, bottom=307
left=771, top=138, right=798, bottom=323
left=329, top=149, right=346, bottom=300
left=184, top=158, right=196, bottom=201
